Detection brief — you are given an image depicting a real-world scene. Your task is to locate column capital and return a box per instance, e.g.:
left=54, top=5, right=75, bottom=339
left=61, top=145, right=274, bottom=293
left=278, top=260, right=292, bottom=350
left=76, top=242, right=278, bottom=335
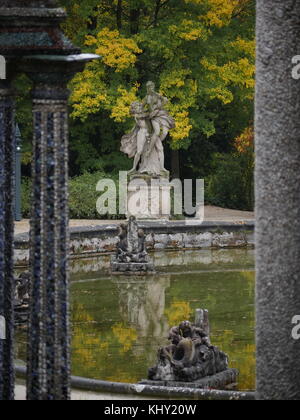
left=21, top=54, right=99, bottom=101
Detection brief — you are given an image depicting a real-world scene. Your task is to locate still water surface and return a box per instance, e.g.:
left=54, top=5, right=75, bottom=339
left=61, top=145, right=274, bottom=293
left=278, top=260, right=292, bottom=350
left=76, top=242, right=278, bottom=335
left=16, top=249, right=255, bottom=391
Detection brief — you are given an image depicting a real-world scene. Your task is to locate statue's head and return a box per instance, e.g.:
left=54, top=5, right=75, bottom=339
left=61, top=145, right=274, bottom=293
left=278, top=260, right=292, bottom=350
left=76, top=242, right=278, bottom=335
left=146, top=81, right=155, bottom=93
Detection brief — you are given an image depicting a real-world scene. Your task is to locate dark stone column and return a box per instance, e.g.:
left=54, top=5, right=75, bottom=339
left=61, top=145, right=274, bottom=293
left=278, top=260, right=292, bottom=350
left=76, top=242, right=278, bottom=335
left=26, top=72, right=71, bottom=401
left=0, top=80, right=16, bottom=401
left=256, top=0, right=300, bottom=400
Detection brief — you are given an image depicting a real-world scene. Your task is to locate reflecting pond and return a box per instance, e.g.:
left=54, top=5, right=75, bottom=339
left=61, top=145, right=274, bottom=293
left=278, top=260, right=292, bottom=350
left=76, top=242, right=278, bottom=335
left=16, top=249, right=255, bottom=391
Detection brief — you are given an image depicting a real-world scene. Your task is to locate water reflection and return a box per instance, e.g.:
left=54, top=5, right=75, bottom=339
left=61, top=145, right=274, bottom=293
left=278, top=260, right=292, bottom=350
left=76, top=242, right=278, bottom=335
left=112, top=275, right=170, bottom=340
left=16, top=249, right=255, bottom=390
left=71, top=274, right=172, bottom=383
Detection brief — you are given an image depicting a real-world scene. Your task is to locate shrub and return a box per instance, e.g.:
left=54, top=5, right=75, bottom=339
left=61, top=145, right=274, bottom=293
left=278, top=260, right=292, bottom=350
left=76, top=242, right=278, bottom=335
left=69, top=171, right=124, bottom=220
left=21, top=171, right=126, bottom=220
left=21, top=177, right=31, bottom=218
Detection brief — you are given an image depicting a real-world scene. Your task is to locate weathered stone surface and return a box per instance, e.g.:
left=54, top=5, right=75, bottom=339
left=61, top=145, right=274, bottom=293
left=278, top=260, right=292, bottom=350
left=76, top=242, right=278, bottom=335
left=256, top=0, right=300, bottom=400
left=121, top=82, right=174, bottom=176
left=127, top=173, right=171, bottom=220
left=148, top=320, right=233, bottom=385
left=212, top=232, right=246, bottom=248
left=111, top=216, right=155, bottom=273
left=183, top=232, right=213, bottom=249
left=14, top=222, right=254, bottom=266
left=141, top=369, right=239, bottom=390
left=70, top=236, right=118, bottom=255
left=111, top=257, right=155, bottom=274
left=168, top=233, right=183, bottom=245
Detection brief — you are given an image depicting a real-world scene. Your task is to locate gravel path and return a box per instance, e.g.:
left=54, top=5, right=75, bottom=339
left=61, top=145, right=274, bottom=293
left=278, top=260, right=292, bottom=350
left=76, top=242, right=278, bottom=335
left=15, top=205, right=254, bottom=235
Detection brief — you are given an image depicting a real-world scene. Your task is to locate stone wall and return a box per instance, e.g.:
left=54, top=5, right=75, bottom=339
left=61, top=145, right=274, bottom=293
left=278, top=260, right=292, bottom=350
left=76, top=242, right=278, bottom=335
left=14, top=221, right=254, bottom=267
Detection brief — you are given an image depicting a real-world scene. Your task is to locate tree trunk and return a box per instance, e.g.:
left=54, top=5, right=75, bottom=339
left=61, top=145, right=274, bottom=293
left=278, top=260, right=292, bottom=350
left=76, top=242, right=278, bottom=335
left=116, top=0, right=122, bottom=30
left=130, top=8, right=140, bottom=35
left=171, top=149, right=180, bottom=179
left=256, top=0, right=300, bottom=400
left=154, top=0, right=161, bottom=26
left=87, top=7, right=98, bottom=32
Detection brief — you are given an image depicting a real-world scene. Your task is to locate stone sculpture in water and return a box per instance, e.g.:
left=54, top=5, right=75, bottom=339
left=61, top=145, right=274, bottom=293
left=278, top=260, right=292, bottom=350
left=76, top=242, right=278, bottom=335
left=146, top=316, right=238, bottom=388
left=111, top=216, right=155, bottom=273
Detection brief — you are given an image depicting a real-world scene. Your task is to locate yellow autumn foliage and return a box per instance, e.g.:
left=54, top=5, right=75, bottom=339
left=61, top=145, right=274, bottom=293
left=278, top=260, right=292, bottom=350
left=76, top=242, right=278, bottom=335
left=160, top=70, right=198, bottom=143
left=231, top=37, right=256, bottom=57
left=234, top=126, right=254, bottom=154
left=112, top=323, right=138, bottom=354
left=183, top=0, right=242, bottom=28
left=111, top=86, right=139, bottom=122
left=169, top=19, right=209, bottom=41
left=67, top=0, right=255, bottom=145
left=201, top=55, right=255, bottom=103
left=204, top=0, right=239, bottom=27
left=70, top=66, right=108, bottom=120
left=165, top=301, right=193, bottom=326
left=86, top=28, right=142, bottom=72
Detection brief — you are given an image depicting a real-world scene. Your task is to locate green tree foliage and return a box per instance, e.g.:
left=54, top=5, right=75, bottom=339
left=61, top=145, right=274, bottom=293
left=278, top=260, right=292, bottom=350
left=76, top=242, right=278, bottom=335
left=22, top=171, right=126, bottom=219
left=18, top=0, right=255, bottom=212
left=57, top=0, right=255, bottom=178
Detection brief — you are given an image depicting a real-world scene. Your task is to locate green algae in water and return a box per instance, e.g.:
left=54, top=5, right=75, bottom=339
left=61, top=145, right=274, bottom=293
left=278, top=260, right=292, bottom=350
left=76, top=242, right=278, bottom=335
left=15, top=249, right=255, bottom=391
left=70, top=249, right=255, bottom=391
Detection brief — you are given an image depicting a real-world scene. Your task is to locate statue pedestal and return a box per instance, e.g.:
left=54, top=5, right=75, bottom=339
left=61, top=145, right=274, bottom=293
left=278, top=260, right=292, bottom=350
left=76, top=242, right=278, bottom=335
left=111, top=256, right=155, bottom=275
left=127, top=172, right=171, bottom=220
left=139, top=369, right=239, bottom=391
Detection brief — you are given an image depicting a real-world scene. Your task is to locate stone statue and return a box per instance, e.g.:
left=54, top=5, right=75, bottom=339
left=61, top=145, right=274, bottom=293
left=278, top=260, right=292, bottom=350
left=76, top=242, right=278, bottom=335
left=14, top=272, right=30, bottom=326
left=14, top=272, right=30, bottom=307
left=111, top=216, right=155, bottom=273
left=148, top=320, right=230, bottom=383
left=121, top=82, right=175, bottom=176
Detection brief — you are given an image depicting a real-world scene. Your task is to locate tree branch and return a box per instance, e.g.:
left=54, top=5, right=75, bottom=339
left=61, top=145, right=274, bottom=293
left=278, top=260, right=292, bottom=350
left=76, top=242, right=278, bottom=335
left=232, top=0, right=254, bottom=19
left=154, top=0, right=161, bottom=26
left=145, top=0, right=171, bottom=29
left=116, top=0, right=123, bottom=30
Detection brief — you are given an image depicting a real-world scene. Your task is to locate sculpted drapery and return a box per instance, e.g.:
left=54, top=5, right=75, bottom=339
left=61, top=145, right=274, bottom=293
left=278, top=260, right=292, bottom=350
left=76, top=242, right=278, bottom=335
left=121, top=82, right=175, bottom=176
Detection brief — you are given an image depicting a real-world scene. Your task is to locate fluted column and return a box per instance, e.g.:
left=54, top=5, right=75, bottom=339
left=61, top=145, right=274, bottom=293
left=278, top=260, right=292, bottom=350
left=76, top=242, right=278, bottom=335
left=26, top=74, right=71, bottom=400
left=0, top=80, right=16, bottom=401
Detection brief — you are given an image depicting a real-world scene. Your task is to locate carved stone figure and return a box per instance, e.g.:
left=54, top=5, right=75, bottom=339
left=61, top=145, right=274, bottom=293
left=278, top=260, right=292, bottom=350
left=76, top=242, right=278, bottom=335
left=14, top=272, right=30, bottom=307
left=121, top=101, right=151, bottom=175
left=14, top=272, right=31, bottom=326
left=121, top=82, right=175, bottom=176
left=112, top=216, right=155, bottom=273
left=148, top=320, right=230, bottom=383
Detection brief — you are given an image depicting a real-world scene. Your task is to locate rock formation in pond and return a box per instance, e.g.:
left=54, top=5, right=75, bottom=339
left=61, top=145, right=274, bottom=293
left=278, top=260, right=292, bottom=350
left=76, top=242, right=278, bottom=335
left=148, top=318, right=233, bottom=384
left=111, top=216, right=155, bottom=273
